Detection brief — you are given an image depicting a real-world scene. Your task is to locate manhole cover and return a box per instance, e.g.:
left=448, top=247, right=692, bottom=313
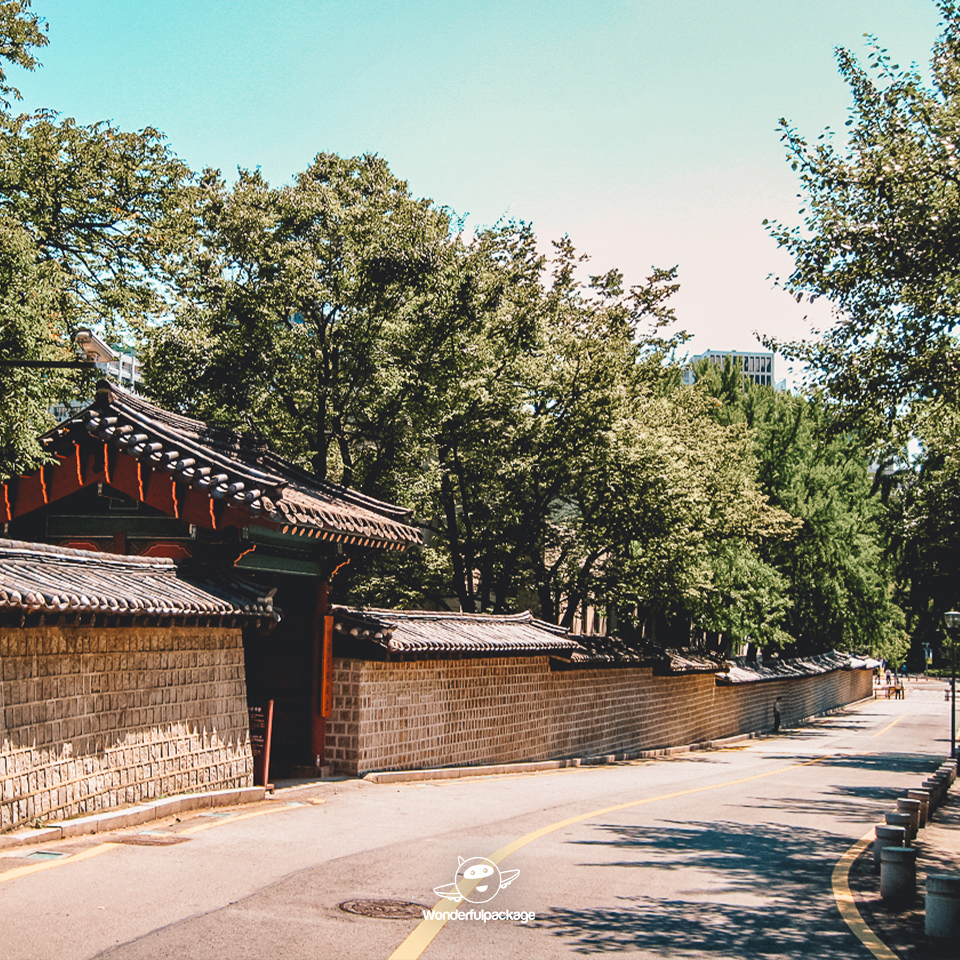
left=339, top=899, right=428, bottom=920
left=26, top=850, right=68, bottom=860
left=116, top=834, right=190, bottom=846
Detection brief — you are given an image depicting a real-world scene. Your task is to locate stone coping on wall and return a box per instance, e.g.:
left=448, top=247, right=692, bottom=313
left=332, top=606, right=579, bottom=659
left=0, top=785, right=266, bottom=848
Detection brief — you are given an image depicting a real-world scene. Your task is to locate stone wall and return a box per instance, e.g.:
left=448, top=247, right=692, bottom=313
left=0, top=624, right=253, bottom=832
left=327, top=657, right=873, bottom=775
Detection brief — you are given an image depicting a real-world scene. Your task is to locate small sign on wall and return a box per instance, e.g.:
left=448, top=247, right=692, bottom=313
left=249, top=700, right=274, bottom=790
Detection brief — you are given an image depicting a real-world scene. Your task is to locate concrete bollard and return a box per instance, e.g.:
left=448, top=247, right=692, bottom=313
left=873, top=823, right=906, bottom=873
left=897, top=798, right=922, bottom=837
left=885, top=811, right=914, bottom=840
left=906, top=790, right=929, bottom=827
left=883, top=813, right=913, bottom=843
left=923, top=778, right=943, bottom=811
left=881, top=846, right=917, bottom=905
left=932, top=771, right=952, bottom=800
left=925, top=874, right=960, bottom=940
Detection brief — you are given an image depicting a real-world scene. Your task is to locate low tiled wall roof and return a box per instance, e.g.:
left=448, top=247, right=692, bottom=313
left=0, top=538, right=277, bottom=623
left=567, top=635, right=725, bottom=674
left=717, top=650, right=861, bottom=684
left=332, top=607, right=578, bottom=658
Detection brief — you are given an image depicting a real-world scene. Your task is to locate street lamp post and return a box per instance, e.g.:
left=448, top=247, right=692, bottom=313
left=943, top=611, right=959, bottom=765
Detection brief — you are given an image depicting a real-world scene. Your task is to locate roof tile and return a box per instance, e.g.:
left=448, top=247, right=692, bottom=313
left=46, top=381, right=422, bottom=548
left=0, top=538, right=277, bottom=621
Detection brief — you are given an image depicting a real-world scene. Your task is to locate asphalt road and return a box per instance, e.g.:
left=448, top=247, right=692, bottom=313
left=0, top=680, right=954, bottom=960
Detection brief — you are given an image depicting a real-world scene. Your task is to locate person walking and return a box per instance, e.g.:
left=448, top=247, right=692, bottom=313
left=773, top=697, right=782, bottom=733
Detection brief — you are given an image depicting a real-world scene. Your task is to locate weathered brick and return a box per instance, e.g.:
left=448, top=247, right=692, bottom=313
left=0, top=624, right=254, bottom=832
left=328, top=656, right=872, bottom=776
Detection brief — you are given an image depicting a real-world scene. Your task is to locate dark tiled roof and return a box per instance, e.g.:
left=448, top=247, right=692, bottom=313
left=568, top=634, right=649, bottom=665
left=332, top=607, right=578, bottom=658
left=41, top=381, right=421, bottom=549
left=665, top=649, right=729, bottom=674
left=717, top=650, right=859, bottom=684
left=567, top=635, right=725, bottom=674
left=0, top=538, right=277, bottom=622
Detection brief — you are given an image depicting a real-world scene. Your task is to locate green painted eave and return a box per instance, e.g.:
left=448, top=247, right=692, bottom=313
left=233, top=551, right=323, bottom=577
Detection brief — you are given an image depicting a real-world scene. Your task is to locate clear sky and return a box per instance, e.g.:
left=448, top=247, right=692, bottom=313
left=13, top=1, right=946, bottom=380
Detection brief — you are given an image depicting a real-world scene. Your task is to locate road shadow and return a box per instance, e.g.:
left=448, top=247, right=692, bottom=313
left=535, top=895, right=857, bottom=957
left=535, top=819, right=862, bottom=956
left=743, top=784, right=910, bottom=825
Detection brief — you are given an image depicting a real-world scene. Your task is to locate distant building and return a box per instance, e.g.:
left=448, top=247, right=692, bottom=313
left=682, top=349, right=785, bottom=390
left=51, top=329, right=142, bottom=422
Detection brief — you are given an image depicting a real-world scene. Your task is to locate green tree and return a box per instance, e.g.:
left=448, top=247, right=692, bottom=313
left=142, top=155, right=454, bottom=490
left=694, top=362, right=907, bottom=658
left=885, top=399, right=960, bottom=667
left=422, top=234, right=691, bottom=621
left=0, top=0, right=45, bottom=108
left=0, top=1, right=62, bottom=477
left=0, top=2, right=196, bottom=475
left=0, top=216, right=71, bottom=476
left=767, top=2, right=960, bottom=664
left=766, top=1, right=960, bottom=442
left=0, top=111, right=196, bottom=336
left=362, top=229, right=797, bottom=632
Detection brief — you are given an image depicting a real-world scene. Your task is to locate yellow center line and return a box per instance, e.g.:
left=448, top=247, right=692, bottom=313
left=389, top=754, right=833, bottom=960
left=0, top=842, right=119, bottom=884
left=872, top=712, right=909, bottom=738
left=0, top=803, right=297, bottom=886
left=831, top=827, right=897, bottom=959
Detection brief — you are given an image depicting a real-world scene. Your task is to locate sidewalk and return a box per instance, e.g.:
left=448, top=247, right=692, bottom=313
left=849, top=766, right=960, bottom=958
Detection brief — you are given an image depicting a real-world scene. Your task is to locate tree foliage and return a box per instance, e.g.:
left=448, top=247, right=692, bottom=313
left=143, top=159, right=805, bottom=636
left=0, top=2, right=195, bottom=477
left=0, top=215, right=71, bottom=475
left=767, top=1, right=960, bottom=442
left=693, top=361, right=907, bottom=659
left=143, top=155, right=452, bottom=489
left=0, top=0, right=45, bottom=107
left=885, top=399, right=960, bottom=666
left=0, top=111, right=196, bottom=334
left=768, top=2, right=960, bottom=662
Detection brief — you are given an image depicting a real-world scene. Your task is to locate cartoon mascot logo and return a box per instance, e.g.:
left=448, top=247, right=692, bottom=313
left=433, top=856, right=520, bottom=904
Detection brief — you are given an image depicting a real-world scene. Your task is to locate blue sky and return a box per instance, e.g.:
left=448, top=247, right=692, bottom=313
left=14, top=1, right=946, bottom=379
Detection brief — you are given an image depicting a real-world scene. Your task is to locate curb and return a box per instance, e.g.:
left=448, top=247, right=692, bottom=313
left=363, top=731, right=759, bottom=784
left=0, top=786, right=266, bottom=849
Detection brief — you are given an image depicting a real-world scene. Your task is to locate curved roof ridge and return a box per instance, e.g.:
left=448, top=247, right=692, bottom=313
left=0, top=537, right=177, bottom=570
left=95, top=380, right=224, bottom=440
left=341, top=607, right=536, bottom=623
left=37, top=380, right=423, bottom=547
left=99, top=382, right=413, bottom=519
left=258, top=450, right=414, bottom=521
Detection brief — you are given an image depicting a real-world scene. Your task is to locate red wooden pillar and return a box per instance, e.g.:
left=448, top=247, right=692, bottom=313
left=311, top=578, right=333, bottom=766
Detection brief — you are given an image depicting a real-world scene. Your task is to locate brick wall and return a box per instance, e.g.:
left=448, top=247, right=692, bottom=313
left=0, top=624, right=253, bottom=832
left=327, top=657, right=873, bottom=775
